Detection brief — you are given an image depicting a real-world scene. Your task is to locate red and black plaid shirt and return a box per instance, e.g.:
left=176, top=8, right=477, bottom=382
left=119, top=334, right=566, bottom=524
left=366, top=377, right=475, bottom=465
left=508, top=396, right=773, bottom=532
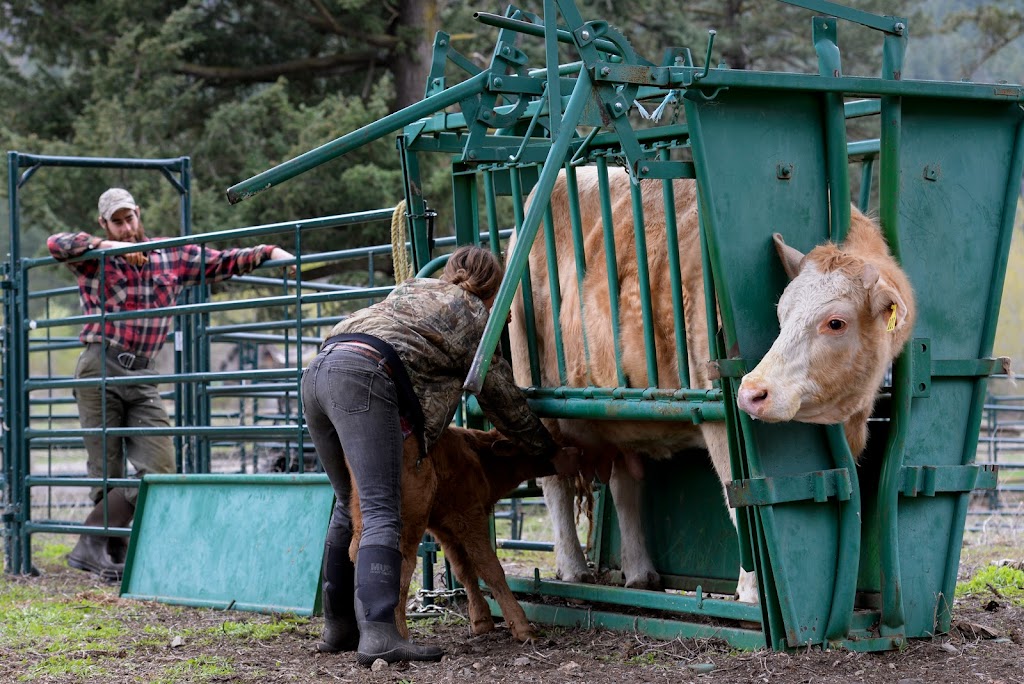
left=48, top=232, right=275, bottom=358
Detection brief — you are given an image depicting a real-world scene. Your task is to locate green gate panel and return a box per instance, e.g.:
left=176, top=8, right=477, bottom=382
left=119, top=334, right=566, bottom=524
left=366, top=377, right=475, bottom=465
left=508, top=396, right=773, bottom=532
left=887, top=98, right=1024, bottom=638
left=686, top=88, right=846, bottom=649
left=121, top=474, right=334, bottom=615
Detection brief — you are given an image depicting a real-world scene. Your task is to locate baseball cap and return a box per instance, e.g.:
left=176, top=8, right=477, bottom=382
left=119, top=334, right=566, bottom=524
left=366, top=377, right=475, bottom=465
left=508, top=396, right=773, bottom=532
left=98, top=188, right=138, bottom=221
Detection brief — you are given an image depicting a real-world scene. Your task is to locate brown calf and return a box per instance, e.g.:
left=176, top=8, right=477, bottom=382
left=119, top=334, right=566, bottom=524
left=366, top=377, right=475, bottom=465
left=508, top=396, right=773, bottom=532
left=350, top=426, right=565, bottom=642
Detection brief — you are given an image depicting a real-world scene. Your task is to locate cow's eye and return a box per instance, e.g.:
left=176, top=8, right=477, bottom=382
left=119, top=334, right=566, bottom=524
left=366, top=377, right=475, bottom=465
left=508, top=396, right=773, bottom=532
left=827, top=318, right=846, bottom=331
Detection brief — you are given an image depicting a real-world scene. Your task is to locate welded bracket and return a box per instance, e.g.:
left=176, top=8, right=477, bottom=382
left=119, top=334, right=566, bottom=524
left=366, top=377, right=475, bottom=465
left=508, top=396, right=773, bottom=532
left=726, top=468, right=853, bottom=508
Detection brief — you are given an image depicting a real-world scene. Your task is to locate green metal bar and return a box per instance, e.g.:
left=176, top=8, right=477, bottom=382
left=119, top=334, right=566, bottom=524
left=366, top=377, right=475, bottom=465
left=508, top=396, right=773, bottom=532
left=452, top=168, right=480, bottom=246
left=23, top=210, right=396, bottom=269
left=858, top=158, right=874, bottom=212
left=844, top=99, right=882, bottom=118
left=26, top=477, right=139, bottom=488
left=226, top=71, right=489, bottom=203
left=597, top=157, right=628, bottom=387
left=672, top=69, right=1022, bottom=102
left=736, top=414, right=806, bottom=647
left=777, top=0, right=906, bottom=34
left=823, top=424, right=860, bottom=642
left=522, top=397, right=725, bottom=422
left=482, top=170, right=501, bottom=253
left=629, top=180, right=659, bottom=386
left=11, top=152, right=189, bottom=172
left=493, top=598, right=766, bottom=650
left=543, top=0, right=561, bottom=137
left=659, top=152, right=690, bottom=388
left=28, top=426, right=309, bottom=440
left=27, top=368, right=299, bottom=391
left=473, top=12, right=624, bottom=57
left=509, top=165, right=542, bottom=386
left=5, top=152, right=26, bottom=573
left=813, top=17, right=851, bottom=241
left=503, top=575, right=762, bottom=622
left=876, top=26, right=909, bottom=638
left=464, top=69, right=595, bottom=394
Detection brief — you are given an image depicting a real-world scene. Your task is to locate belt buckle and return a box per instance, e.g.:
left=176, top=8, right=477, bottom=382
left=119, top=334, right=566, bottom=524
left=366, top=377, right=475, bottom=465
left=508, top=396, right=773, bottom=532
left=117, top=352, right=136, bottom=369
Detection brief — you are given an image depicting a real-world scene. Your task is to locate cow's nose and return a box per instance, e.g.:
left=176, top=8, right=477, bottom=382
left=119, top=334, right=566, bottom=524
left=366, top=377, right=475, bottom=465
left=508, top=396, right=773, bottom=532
left=737, top=384, right=769, bottom=417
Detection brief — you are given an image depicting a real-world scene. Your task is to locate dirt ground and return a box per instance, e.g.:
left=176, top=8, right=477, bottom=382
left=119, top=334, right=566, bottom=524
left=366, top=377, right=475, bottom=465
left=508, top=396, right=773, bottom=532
left=3, top=540, right=1023, bottom=684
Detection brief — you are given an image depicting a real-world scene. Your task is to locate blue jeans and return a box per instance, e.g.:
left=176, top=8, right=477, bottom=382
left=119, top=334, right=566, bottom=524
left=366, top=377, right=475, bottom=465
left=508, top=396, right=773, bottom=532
left=302, top=344, right=404, bottom=550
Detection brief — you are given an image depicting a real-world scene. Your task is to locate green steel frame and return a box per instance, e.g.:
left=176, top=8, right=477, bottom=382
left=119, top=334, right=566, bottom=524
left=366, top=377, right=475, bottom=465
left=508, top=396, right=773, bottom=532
left=5, top=0, right=1020, bottom=654
left=223, top=0, right=1020, bottom=652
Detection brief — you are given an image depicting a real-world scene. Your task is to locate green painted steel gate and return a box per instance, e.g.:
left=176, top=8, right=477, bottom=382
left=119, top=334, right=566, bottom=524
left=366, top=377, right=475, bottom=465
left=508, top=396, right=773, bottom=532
left=227, top=0, right=1022, bottom=652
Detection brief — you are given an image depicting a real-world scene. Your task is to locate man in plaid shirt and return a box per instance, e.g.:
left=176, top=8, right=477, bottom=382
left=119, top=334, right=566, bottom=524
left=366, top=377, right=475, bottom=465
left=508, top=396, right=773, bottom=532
left=48, top=187, right=294, bottom=581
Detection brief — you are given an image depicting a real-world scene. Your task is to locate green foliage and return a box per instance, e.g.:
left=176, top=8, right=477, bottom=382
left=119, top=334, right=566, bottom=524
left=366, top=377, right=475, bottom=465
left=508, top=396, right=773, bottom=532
left=955, top=563, right=1024, bottom=604
left=1, top=0, right=1021, bottom=278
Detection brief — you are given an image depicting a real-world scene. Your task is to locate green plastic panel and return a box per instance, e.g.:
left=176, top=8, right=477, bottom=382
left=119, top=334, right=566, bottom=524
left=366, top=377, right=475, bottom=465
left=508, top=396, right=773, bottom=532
left=888, top=98, right=1024, bottom=638
left=121, top=474, right=334, bottom=615
left=686, top=87, right=845, bottom=649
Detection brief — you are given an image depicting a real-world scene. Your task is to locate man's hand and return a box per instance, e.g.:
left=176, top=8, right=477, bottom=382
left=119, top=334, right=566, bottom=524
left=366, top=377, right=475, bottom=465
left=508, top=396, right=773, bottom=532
left=269, top=247, right=297, bottom=277
left=99, top=240, right=148, bottom=266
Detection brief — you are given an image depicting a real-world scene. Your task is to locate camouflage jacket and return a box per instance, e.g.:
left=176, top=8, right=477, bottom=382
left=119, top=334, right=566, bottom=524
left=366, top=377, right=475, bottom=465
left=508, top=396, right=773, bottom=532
left=328, top=279, right=557, bottom=457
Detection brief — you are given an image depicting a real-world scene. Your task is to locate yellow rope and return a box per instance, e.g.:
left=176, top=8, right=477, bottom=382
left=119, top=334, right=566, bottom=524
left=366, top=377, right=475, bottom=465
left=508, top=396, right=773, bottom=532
left=390, top=199, right=413, bottom=283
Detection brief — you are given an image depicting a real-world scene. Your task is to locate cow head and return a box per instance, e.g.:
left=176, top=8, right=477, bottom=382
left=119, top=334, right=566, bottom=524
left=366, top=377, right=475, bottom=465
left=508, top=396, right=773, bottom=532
left=736, top=220, right=914, bottom=453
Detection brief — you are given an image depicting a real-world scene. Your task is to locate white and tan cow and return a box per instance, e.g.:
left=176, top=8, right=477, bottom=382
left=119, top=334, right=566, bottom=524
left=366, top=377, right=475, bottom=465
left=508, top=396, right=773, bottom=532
left=508, top=166, right=914, bottom=602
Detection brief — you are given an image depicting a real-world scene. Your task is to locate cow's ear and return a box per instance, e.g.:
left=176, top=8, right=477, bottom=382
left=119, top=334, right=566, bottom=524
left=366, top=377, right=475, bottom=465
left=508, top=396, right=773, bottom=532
left=773, top=233, right=805, bottom=281
left=870, top=276, right=911, bottom=331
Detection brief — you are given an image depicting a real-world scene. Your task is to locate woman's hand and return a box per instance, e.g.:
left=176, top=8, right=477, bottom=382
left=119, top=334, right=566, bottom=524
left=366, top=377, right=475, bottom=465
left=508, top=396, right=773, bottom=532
left=551, top=446, right=582, bottom=477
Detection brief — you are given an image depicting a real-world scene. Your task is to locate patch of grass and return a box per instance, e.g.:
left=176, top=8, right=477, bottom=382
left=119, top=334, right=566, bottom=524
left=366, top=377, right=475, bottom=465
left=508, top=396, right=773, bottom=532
left=627, top=650, right=660, bottom=665
left=32, top=541, right=74, bottom=567
left=955, top=563, right=1024, bottom=604
left=0, top=585, right=129, bottom=650
left=155, top=655, right=235, bottom=682
left=213, top=616, right=309, bottom=640
left=23, top=653, right=110, bottom=681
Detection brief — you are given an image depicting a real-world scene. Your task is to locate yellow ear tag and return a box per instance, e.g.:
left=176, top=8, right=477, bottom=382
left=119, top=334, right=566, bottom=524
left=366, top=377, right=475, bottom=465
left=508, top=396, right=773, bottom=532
left=886, top=304, right=898, bottom=332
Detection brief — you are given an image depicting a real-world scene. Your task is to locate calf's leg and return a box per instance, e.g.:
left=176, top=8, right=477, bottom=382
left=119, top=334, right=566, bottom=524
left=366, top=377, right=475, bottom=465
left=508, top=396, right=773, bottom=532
left=456, top=531, right=537, bottom=642
left=431, top=529, right=494, bottom=636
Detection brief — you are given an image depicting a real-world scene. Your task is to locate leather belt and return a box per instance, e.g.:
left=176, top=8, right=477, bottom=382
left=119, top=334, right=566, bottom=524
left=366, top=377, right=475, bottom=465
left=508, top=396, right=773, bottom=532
left=113, top=349, right=149, bottom=370
left=93, top=344, right=150, bottom=370
left=331, top=341, right=393, bottom=378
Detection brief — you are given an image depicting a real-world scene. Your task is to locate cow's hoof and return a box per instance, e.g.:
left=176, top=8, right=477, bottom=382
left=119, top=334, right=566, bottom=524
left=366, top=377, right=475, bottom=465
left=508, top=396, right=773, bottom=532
left=471, top=618, right=495, bottom=635
left=512, top=626, right=538, bottom=642
left=557, top=568, right=597, bottom=584
left=624, top=571, right=661, bottom=591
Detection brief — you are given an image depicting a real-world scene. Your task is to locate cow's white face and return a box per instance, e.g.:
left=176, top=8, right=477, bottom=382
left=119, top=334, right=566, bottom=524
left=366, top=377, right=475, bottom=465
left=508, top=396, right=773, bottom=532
left=737, top=231, right=910, bottom=429
left=738, top=263, right=879, bottom=424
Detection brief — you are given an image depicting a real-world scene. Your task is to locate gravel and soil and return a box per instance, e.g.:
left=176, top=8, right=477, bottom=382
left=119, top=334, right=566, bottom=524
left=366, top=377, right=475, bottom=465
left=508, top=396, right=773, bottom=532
left=2, top=528, right=1022, bottom=684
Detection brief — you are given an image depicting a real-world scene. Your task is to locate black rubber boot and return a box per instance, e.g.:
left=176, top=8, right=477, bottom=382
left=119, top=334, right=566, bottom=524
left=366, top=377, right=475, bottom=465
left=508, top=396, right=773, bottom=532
left=316, top=540, right=359, bottom=653
left=354, top=545, right=443, bottom=666
left=67, top=489, right=134, bottom=582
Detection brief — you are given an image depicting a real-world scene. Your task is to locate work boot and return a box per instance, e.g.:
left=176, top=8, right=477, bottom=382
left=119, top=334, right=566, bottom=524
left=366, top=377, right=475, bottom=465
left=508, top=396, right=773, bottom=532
left=67, top=489, right=134, bottom=582
left=354, top=545, right=443, bottom=666
left=316, top=540, right=359, bottom=653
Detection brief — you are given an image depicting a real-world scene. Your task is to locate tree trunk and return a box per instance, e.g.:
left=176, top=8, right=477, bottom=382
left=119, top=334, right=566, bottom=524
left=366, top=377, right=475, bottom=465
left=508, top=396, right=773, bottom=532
left=393, top=0, right=441, bottom=110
